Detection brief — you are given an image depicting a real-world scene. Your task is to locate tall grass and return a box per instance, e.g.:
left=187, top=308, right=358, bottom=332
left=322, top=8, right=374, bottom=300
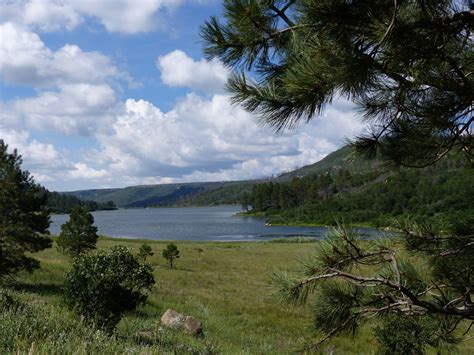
left=2, top=237, right=473, bottom=354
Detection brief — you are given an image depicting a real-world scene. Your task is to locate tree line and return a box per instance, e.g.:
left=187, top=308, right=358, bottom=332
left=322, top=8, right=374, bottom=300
left=40, top=187, right=116, bottom=214
left=243, top=156, right=473, bottom=227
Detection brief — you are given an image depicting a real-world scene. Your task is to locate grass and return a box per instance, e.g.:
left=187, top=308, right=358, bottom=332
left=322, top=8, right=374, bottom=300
left=2, top=237, right=473, bottom=354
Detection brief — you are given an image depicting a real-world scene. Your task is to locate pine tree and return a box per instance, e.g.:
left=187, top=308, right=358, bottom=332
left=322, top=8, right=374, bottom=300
left=57, top=206, right=99, bottom=257
left=201, top=0, right=473, bottom=167
left=162, top=243, right=180, bottom=269
left=202, top=1, right=474, bottom=349
left=0, top=141, right=51, bottom=279
left=138, top=243, right=154, bottom=262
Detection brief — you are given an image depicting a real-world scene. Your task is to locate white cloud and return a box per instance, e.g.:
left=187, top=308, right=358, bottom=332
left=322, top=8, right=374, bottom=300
left=0, top=22, right=118, bottom=87
left=0, top=23, right=121, bottom=136
left=0, top=0, right=184, bottom=34
left=68, top=163, right=111, bottom=180
left=88, top=93, right=364, bottom=186
left=0, top=128, right=69, bottom=184
left=157, top=50, right=229, bottom=93
left=3, top=83, right=117, bottom=136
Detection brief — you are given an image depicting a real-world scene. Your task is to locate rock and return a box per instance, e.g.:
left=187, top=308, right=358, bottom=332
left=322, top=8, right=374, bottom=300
left=183, top=316, right=202, bottom=336
left=160, top=309, right=203, bottom=336
left=161, top=309, right=185, bottom=329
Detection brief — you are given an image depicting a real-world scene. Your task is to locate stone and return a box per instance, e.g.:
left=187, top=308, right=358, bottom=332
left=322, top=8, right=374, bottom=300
left=161, top=309, right=185, bottom=329
left=183, top=316, right=202, bottom=336
left=160, top=309, right=203, bottom=336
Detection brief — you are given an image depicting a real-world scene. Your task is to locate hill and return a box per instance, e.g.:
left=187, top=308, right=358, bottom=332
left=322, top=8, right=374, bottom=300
left=65, top=180, right=258, bottom=208
left=244, top=149, right=473, bottom=227
left=276, top=145, right=376, bottom=180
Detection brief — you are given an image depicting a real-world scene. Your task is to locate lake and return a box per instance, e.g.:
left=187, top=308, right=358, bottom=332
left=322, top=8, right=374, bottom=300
left=49, top=205, right=383, bottom=241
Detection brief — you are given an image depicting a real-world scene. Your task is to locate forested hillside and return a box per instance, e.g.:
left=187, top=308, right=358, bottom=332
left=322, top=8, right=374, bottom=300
left=40, top=188, right=116, bottom=214
left=244, top=150, right=472, bottom=227
left=65, top=181, right=258, bottom=208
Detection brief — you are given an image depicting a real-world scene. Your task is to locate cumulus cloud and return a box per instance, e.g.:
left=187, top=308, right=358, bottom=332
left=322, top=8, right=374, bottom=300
left=0, top=23, right=121, bottom=136
left=0, top=0, right=184, bottom=34
left=2, top=83, right=117, bottom=136
left=88, top=94, right=364, bottom=186
left=67, top=163, right=111, bottom=180
left=157, top=50, right=229, bottom=93
left=0, top=22, right=118, bottom=87
left=0, top=128, right=69, bottom=184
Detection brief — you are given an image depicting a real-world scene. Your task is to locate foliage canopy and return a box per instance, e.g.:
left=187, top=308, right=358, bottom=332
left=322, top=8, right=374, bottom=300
left=0, top=141, right=51, bottom=279
left=57, top=206, right=99, bottom=257
left=201, top=0, right=474, bottom=167
left=64, top=245, right=155, bottom=331
left=162, top=243, right=180, bottom=269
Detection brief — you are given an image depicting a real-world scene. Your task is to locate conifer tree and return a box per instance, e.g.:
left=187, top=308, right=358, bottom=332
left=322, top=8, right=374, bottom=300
left=138, top=243, right=154, bottom=262
left=162, top=243, right=180, bottom=269
left=57, top=206, right=98, bottom=257
left=201, top=0, right=473, bottom=167
left=202, top=1, right=474, bottom=349
left=0, top=141, right=51, bottom=279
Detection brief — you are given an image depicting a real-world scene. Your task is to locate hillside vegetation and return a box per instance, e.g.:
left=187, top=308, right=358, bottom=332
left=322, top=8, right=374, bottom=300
left=245, top=151, right=472, bottom=227
left=66, top=181, right=257, bottom=208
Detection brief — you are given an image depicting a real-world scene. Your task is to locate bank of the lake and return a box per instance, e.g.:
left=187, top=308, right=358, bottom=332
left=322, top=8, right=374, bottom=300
left=237, top=210, right=381, bottom=229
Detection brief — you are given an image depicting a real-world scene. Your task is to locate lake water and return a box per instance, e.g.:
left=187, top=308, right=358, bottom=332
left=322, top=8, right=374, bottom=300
left=49, top=205, right=382, bottom=241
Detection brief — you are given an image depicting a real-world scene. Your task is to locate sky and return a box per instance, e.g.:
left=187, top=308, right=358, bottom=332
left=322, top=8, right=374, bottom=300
left=0, top=0, right=364, bottom=192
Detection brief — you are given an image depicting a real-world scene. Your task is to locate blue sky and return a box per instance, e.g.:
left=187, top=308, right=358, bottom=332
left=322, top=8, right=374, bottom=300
left=0, top=0, right=363, bottom=191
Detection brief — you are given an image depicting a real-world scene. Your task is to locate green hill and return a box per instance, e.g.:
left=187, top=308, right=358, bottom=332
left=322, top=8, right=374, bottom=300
left=65, top=181, right=256, bottom=208
left=244, top=148, right=473, bottom=227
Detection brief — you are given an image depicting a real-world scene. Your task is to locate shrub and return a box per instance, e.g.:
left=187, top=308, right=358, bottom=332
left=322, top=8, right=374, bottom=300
left=63, top=246, right=155, bottom=332
left=57, top=206, right=98, bottom=257
left=374, top=315, right=442, bottom=355
left=162, top=243, right=180, bottom=269
left=137, top=243, right=154, bottom=262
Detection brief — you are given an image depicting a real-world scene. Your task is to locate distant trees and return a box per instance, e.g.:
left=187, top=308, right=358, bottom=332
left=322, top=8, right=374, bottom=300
left=137, top=243, right=154, bottom=262
left=240, top=192, right=251, bottom=211
left=57, top=207, right=99, bottom=257
left=64, top=246, right=155, bottom=332
left=245, top=162, right=473, bottom=227
left=40, top=187, right=117, bottom=214
left=162, top=244, right=180, bottom=269
left=0, top=141, right=51, bottom=279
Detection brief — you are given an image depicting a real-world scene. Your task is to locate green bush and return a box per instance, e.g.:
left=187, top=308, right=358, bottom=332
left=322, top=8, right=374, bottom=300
left=63, top=246, right=155, bottom=332
left=57, top=206, right=99, bottom=257
left=374, top=315, right=435, bottom=355
left=137, top=243, right=154, bottom=262
left=0, top=289, right=23, bottom=312
left=162, top=243, right=180, bottom=269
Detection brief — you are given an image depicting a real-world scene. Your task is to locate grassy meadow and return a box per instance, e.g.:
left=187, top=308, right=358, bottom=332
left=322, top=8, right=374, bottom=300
left=2, top=237, right=473, bottom=354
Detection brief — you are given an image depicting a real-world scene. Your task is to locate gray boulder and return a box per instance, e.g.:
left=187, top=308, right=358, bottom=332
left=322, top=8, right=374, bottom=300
left=160, top=309, right=203, bottom=336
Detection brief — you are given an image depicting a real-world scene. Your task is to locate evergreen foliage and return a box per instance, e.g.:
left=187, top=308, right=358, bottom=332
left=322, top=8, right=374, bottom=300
left=201, top=0, right=473, bottom=167
left=137, top=243, right=154, bottom=262
left=374, top=313, right=454, bottom=354
left=57, top=207, right=99, bottom=257
left=63, top=246, right=155, bottom=332
left=162, top=243, right=180, bottom=269
left=0, top=141, right=51, bottom=279
left=246, top=153, right=473, bottom=226
left=273, top=222, right=473, bottom=350
left=40, top=187, right=116, bottom=214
